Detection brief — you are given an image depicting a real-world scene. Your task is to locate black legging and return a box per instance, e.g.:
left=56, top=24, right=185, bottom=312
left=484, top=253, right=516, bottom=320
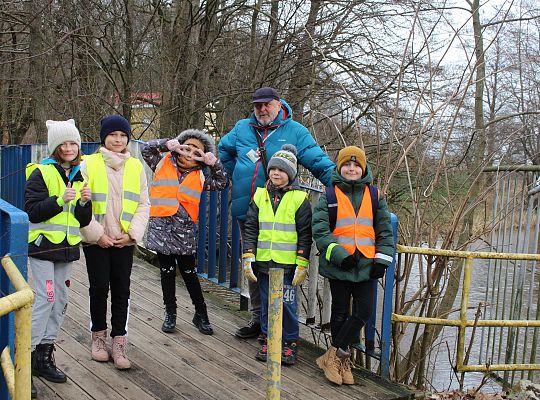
left=329, top=279, right=375, bottom=352
left=84, top=244, right=134, bottom=337
left=157, top=253, right=205, bottom=313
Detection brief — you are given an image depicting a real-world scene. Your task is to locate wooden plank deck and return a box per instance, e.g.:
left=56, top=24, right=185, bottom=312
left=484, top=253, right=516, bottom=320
left=32, top=254, right=412, bottom=399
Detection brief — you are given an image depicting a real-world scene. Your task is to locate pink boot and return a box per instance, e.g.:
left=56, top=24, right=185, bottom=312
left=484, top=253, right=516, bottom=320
left=91, top=330, right=109, bottom=362
left=111, top=336, right=131, bottom=370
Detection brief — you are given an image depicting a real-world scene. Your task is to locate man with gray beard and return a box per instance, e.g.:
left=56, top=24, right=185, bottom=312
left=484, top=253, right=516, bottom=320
left=218, top=87, right=334, bottom=340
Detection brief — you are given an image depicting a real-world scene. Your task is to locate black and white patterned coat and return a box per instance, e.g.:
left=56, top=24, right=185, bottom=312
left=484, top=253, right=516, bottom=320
left=141, top=134, right=227, bottom=256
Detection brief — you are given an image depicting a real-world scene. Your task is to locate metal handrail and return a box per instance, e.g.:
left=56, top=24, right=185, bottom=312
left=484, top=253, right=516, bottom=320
left=393, top=245, right=540, bottom=373
left=0, top=256, right=34, bottom=399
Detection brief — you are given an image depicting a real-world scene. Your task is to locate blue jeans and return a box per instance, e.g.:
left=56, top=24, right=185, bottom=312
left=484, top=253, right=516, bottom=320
left=258, top=270, right=299, bottom=343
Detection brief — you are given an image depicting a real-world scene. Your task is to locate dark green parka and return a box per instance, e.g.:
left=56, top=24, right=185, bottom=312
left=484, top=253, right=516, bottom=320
left=312, top=165, right=394, bottom=282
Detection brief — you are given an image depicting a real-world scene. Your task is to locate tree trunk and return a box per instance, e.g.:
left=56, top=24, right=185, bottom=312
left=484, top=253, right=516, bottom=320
left=24, top=0, right=46, bottom=143
left=160, top=0, right=200, bottom=133
left=396, top=0, right=487, bottom=387
left=288, top=0, right=322, bottom=120
left=121, top=0, right=134, bottom=122
left=249, top=0, right=264, bottom=83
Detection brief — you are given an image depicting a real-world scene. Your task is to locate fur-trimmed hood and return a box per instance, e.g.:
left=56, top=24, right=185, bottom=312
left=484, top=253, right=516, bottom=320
left=175, top=129, right=216, bottom=155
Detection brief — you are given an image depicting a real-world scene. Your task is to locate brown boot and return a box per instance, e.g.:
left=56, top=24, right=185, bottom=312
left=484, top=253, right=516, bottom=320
left=91, top=330, right=109, bottom=362
left=111, top=336, right=131, bottom=370
left=340, top=357, right=355, bottom=385
left=316, top=346, right=342, bottom=385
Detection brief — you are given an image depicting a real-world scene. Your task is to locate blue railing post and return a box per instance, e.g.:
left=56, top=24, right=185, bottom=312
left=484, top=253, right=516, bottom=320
left=230, top=216, right=240, bottom=290
left=81, top=142, right=100, bottom=157
left=0, top=199, right=29, bottom=400
left=218, top=189, right=229, bottom=284
left=207, top=191, right=218, bottom=282
left=380, top=213, right=398, bottom=378
left=197, top=191, right=208, bottom=274
left=365, top=280, right=378, bottom=354
left=0, top=144, right=31, bottom=210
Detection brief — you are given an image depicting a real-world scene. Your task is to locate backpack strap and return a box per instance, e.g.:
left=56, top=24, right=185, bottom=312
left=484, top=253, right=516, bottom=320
left=326, top=184, right=379, bottom=232
left=325, top=185, right=338, bottom=232
left=368, top=184, right=379, bottom=220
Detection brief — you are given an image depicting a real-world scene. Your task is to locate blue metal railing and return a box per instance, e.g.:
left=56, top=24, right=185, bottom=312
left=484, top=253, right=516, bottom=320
left=0, top=143, right=100, bottom=210
left=0, top=145, right=31, bottom=209
left=0, top=142, right=243, bottom=293
left=195, top=190, right=241, bottom=291
left=0, top=143, right=395, bottom=377
left=353, top=213, right=397, bottom=377
left=0, top=199, right=29, bottom=400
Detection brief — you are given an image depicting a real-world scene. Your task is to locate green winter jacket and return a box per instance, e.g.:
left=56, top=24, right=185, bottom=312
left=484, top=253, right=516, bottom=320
left=312, top=165, right=395, bottom=282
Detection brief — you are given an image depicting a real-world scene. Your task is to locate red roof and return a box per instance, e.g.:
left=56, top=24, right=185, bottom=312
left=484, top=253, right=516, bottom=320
left=113, top=92, right=161, bottom=106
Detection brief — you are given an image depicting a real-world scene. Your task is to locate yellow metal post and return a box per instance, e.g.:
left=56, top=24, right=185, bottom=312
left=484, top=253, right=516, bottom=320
left=1, top=256, right=34, bottom=400
left=1, top=347, right=15, bottom=398
left=456, top=257, right=473, bottom=371
left=14, top=303, right=32, bottom=399
left=266, top=268, right=284, bottom=400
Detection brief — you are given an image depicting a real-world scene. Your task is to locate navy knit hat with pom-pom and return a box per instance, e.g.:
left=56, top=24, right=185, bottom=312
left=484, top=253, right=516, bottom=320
left=267, top=144, right=298, bottom=182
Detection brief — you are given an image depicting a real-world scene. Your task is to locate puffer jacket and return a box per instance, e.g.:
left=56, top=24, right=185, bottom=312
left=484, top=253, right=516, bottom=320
left=80, top=147, right=150, bottom=244
left=25, top=162, right=92, bottom=262
left=243, top=180, right=312, bottom=275
left=312, top=165, right=394, bottom=282
left=218, top=99, right=334, bottom=221
left=141, top=135, right=228, bottom=256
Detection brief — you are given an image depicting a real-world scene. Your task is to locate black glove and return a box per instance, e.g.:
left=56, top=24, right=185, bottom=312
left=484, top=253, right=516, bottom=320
left=340, top=255, right=356, bottom=270
left=370, top=263, right=387, bottom=279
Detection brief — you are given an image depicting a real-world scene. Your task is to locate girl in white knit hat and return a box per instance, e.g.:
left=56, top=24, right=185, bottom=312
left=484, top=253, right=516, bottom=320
left=24, top=119, right=92, bottom=398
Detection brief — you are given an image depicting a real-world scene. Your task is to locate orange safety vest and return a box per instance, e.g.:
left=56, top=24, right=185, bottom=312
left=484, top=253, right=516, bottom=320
left=149, top=154, right=203, bottom=222
left=333, top=186, right=377, bottom=258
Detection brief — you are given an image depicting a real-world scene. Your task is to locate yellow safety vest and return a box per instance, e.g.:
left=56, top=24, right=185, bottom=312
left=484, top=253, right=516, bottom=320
left=84, top=153, right=142, bottom=233
left=26, top=163, right=83, bottom=245
left=252, top=187, right=307, bottom=265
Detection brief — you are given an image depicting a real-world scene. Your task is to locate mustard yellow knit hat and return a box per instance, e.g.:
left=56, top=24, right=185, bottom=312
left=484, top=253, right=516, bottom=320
left=337, top=146, right=366, bottom=172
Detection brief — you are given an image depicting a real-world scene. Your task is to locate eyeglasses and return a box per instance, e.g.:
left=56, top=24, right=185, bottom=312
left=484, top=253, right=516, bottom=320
left=254, top=102, right=271, bottom=109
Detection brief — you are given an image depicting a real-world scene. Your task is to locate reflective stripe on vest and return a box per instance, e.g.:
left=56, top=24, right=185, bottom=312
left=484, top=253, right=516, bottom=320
left=333, top=185, right=376, bottom=258
left=149, top=154, right=203, bottom=222
left=252, top=187, right=307, bottom=264
left=26, top=163, right=83, bottom=245
left=84, top=153, right=142, bottom=233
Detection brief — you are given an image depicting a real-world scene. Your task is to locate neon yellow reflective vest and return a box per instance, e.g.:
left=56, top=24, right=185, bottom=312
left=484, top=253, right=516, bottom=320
left=252, top=187, right=307, bottom=265
left=26, top=163, right=83, bottom=245
left=84, top=153, right=142, bottom=233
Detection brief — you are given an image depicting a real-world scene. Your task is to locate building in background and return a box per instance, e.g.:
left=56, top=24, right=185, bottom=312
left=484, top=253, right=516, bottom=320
left=114, top=92, right=161, bottom=140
